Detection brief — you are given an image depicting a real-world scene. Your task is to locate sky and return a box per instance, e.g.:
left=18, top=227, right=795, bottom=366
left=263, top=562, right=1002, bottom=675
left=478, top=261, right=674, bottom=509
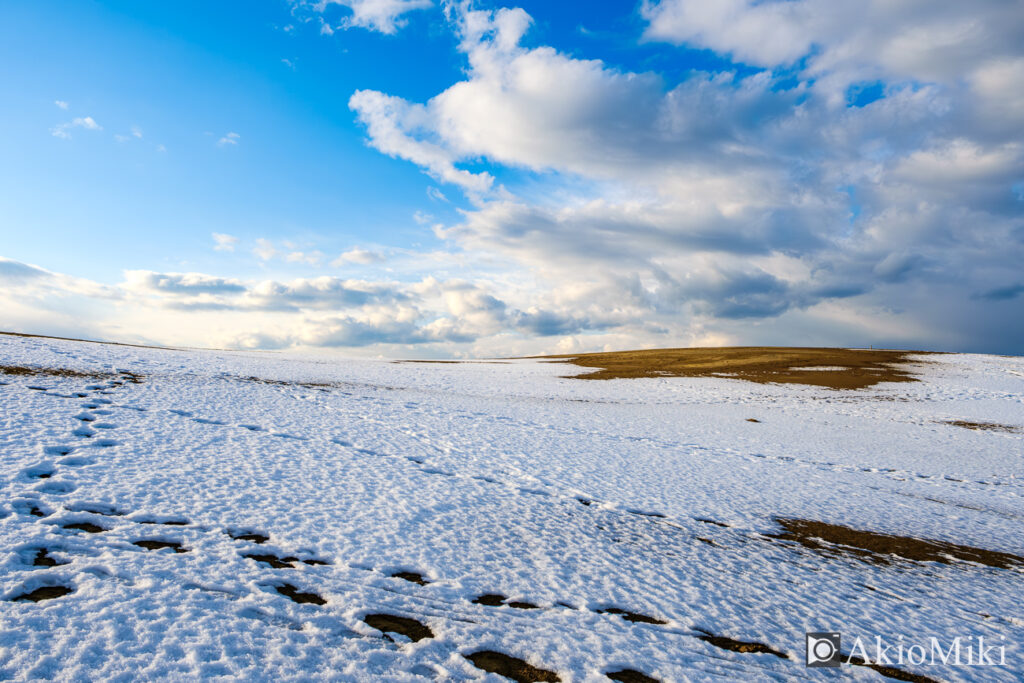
left=1, top=0, right=1022, bottom=357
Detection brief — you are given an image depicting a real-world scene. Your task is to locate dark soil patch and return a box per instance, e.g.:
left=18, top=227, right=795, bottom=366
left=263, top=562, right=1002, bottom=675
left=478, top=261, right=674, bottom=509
left=627, top=509, right=666, bottom=518
left=362, top=613, right=434, bottom=642
left=746, top=418, right=761, bottom=423
left=228, top=531, right=269, bottom=544
left=62, top=522, right=106, bottom=534
left=942, top=420, right=1020, bottom=434
left=695, top=518, right=729, bottom=527
left=70, top=505, right=125, bottom=516
left=139, top=519, right=189, bottom=526
left=235, top=375, right=334, bottom=389
left=465, top=651, right=560, bottom=682
left=599, top=608, right=667, bottom=625
left=696, top=632, right=788, bottom=659
left=771, top=517, right=1024, bottom=569
left=576, top=498, right=593, bottom=506
left=133, top=540, right=188, bottom=553
left=540, top=347, right=929, bottom=390
left=846, top=654, right=942, bottom=682
left=0, top=364, right=113, bottom=380
left=507, top=601, right=540, bottom=610
left=244, top=553, right=298, bottom=569
left=275, top=583, right=325, bottom=605
left=32, top=549, right=68, bottom=567
left=391, top=571, right=429, bottom=585
left=11, top=585, right=73, bottom=602
left=29, top=506, right=48, bottom=518
left=606, top=669, right=659, bottom=683
left=473, top=593, right=507, bottom=606
left=302, top=558, right=330, bottom=566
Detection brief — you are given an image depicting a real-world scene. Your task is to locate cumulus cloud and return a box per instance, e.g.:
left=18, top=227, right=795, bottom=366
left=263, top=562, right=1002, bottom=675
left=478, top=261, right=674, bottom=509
left=305, top=0, right=432, bottom=35
left=218, top=132, right=240, bottom=146
left=124, top=271, right=248, bottom=296
left=54, top=100, right=69, bottom=110
left=341, top=3, right=1024, bottom=354
left=332, top=247, right=385, bottom=265
left=641, top=0, right=1024, bottom=102
left=11, top=3, right=1024, bottom=355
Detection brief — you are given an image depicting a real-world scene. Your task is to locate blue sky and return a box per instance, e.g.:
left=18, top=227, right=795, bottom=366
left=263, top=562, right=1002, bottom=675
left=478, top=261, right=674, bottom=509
left=1, top=0, right=1022, bottom=355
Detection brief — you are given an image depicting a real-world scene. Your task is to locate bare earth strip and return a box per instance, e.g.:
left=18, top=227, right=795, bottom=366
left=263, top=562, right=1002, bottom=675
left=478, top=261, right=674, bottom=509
left=539, top=346, right=932, bottom=390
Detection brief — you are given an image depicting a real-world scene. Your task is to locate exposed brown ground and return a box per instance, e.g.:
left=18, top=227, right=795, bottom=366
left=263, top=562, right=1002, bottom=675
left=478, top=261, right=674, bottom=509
left=465, top=651, right=561, bottom=682
left=541, top=347, right=929, bottom=389
left=0, top=364, right=113, bottom=380
left=695, top=631, right=788, bottom=659
left=771, top=518, right=1024, bottom=569
left=942, top=420, right=1021, bottom=434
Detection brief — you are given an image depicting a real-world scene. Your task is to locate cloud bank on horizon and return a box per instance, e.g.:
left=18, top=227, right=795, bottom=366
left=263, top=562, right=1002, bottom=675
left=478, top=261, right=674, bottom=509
left=2, top=0, right=1022, bottom=356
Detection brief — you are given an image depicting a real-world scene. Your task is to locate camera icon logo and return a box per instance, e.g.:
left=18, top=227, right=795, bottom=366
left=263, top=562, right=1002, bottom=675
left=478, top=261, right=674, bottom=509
left=806, top=632, right=842, bottom=667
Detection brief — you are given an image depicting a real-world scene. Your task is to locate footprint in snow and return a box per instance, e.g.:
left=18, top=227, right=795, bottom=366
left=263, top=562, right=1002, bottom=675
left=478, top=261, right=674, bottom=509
left=243, top=553, right=330, bottom=569
left=274, top=583, right=325, bottom=605
left=57, top=456, right=97, bottom=467
left=136, top=517, right=190, bottom=526
left=10, top=585, right=74, bottom=603
left=66, top=502, right=126, bottom=517
left=606, top=669, right=659, bottom=683
left=597, top=607, right=667, bottom=625
left=35, top=480, right=77, bottom=495
left=390, top=571, right=430, bottom=586
left=61, top=521, right=107, bottom=534
left=29, top=548, right=69, bottom=568
left=472, top=593, right=539, bottom=610
left=464, top=651, right=560, bottom=683
left=12, top=500, right=52, bottom=518
left=21, top=464, right=56, bottom=480
left=362, top=614, right=434, bottom=643
left=693, top=629, right=788, bottom=659
left=133, top=539, right=189, bottom=553
left=227, top=529, right=269, bottom=544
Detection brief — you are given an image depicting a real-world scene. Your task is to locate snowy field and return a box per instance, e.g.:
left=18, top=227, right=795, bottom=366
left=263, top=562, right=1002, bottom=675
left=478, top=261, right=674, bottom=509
left=1, top=333, right=1022, bottom=682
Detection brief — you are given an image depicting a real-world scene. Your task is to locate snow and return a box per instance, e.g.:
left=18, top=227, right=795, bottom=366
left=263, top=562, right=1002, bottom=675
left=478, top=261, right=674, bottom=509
left=1, top=334, right=1022, bottom=681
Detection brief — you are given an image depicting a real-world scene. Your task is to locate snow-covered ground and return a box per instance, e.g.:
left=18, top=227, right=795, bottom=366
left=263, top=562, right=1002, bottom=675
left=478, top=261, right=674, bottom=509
left=1, top=334, right=1022, bottom=682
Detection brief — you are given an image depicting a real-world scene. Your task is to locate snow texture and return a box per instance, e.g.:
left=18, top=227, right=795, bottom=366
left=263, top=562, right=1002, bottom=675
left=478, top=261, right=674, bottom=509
left=1, top=335, right=1022, bottom=681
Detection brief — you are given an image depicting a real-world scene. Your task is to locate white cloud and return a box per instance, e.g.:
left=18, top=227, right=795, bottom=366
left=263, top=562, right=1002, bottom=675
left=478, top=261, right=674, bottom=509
left=218, top=132, right=240, bottom=146
left=51, top=116, right=102, bottom=139
left=349, top=89, right=494, bottom=193
left=311, top=0, right=432, bottom=35
left=54, top=100, right=69, bottom=110
left=212, top=233, right=240, bottom=252
left=286, top=250, right=325, bottom=266
left=332, top=247, right=386, bottom=266
left=641, top=0, right=1024, bottom=100
left=340, top=4, right=1024, bottom=355
left=253, top=239, right=278, bottom=261
left=11, top=3, right=1024, bottom=355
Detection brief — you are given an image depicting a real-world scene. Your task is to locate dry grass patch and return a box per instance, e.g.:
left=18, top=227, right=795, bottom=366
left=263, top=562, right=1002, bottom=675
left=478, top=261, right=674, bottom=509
left=942, top=420, right=1020, bottom=434
left=542, top=347, right=928, bottom=390
left=770, top=518, right=1024, bottom=569
left=0, top=364, right=113, bottom=380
